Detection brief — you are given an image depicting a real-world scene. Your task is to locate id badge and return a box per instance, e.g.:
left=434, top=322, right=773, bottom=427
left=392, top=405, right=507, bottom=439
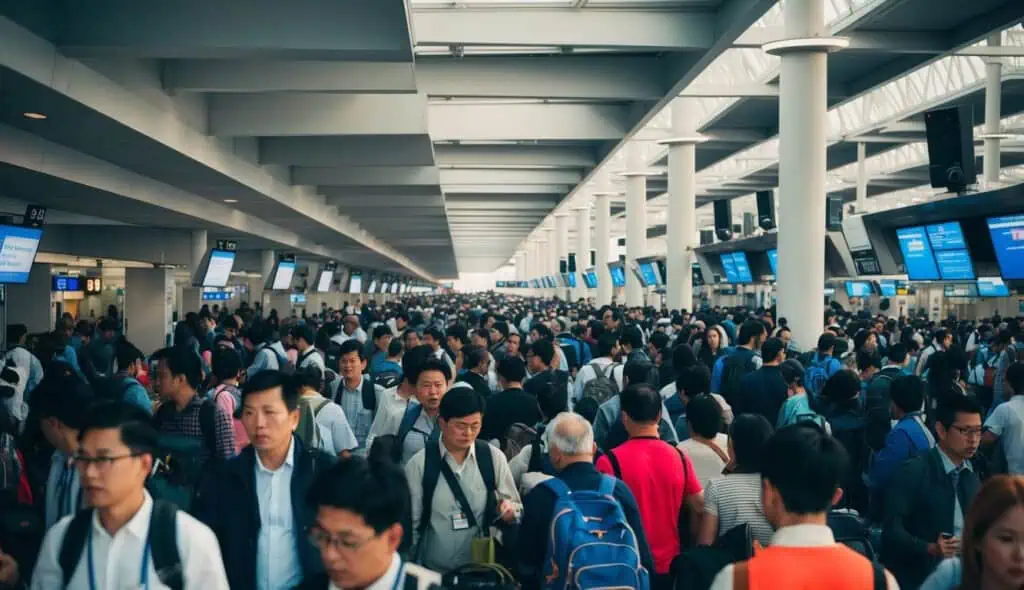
left=451, top=511, right=470, bottom=531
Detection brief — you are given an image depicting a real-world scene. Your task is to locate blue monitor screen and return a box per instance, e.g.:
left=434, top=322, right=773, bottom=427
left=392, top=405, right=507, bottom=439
left=896, top=226, right=940, bottom=280
left=879, top=281, right=897, bottom=297
left=609, top=265, right=626, bottom=287
left=583, top=271, right=598, bottom=288
left=52, top=275, right=82, bottom=292
left=934, top=249, right=975, bottom=280
left=731, top=252, right=753, bottom=283
left=977, top=277, right=1010, bottom=297
left=926, top=222, right=968, bottom=251
left=846, top=281, right=872, bottom=297
left=639, top=263, right=659, bottom=287
left=566, top=273, right=577, bottom=288
left=720, top=253, right=738, bottom=283
left=987, top=214, right=1024, bottom=279
left=767, top=249, right=778, bottom=276
left=0, top=225, right=42, bottom=284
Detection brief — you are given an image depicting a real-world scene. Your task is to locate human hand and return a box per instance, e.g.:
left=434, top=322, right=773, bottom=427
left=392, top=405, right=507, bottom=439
left=497, top=499, right=517, bottom=524
left=934, top=534, right=960, bottom=559
left=0, top=551, right=20, bottom=587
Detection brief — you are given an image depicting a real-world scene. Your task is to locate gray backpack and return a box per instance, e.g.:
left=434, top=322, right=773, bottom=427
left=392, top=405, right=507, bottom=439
left=582, top=362, right=619, bottom=405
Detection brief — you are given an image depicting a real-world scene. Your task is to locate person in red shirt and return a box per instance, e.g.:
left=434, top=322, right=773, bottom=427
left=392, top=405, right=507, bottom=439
left=597, top=383, right=704, bottom=589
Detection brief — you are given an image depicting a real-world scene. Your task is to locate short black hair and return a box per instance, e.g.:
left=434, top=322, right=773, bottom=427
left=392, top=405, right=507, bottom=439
left=817, top=333, right=837, bottom=353
left=294, top=324, right=316, bottom=346
left=623, top=359, right=654, bottom=388
left=1008, top=363, right=1024, bottom=396
left=307, top=456, right=410, bottom=534
left=159, top=346, right=202, bottom=390
left=423, top=327, right=444, bottom=342
left=573, top=397, right=600, bottom=425
left=597, top=332, right=619, bottom=358
left=34, top=372, right=94, bottom=429
left=729, top=413, right=773, bottom=472
left=887, top=343, right=908, bottom=365
left=78, top=400, right=159, bottom=457
left=761, top=337, right=786, bottom=362
left=415, top=358, right=452, bottom=384
left=492, top=321, right=509, bottom=339
left=761, top=424, right=849, bottom=514
left=447, top=325, right=468, bottom=344
left=296, top=363, right=324, bottom=392
left=822, top=370, right=861, bottom=404
left=462, top=346, right=487, bottom=372
left=935, top=394, right=984, bottom=429
left=857, top=350, right=880, bottom=373
left=619, top=383, right=661, bottom=423
left=530, top=338, right=555, bottom=366
left=687, top=395, right=723, bottom=439
left=5, top=324, right=27, bottom=346
left=619, top=326, right=644, bottom=350
left=532, top=323, right=554, bottom=341
left=372, top=324, right=392, bottom=340
left=402, top=345, right=434, bottom=385
left=338, top=338, right=366, bottom=361
left=404, top=330, right=421, bottom=344
left=115, top=339, right=144, bottom=372
left=536, top=377, right=568, bottom=421
left=676, top=364, right=710, bottom=399
left=211, top=347, right=242, bottom=381
left=439, top=385, right=485, bottom=421
left=242, top=370, right=301, bottom=411
left=889, top=375, right=925, bottom=414
left=779, top=359, right=805, bottom=387
left=496, top=356, right=527, bottom=383
left=672, top=344, right=697, bottom=375
left=738, top=319, right=767, bottom=346
left=387, top=338, right=403, bottom=358
left=649, top=332, right=670, bottom=353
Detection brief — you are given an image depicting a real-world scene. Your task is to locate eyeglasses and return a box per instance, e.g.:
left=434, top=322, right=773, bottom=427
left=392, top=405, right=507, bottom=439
left=72, top=453, right=141, bottom=472
left=950, top=425, right=984, bottom=438
left=449, top=421, right=482, bottom=434
left=307, top=525, right=376, bottom=552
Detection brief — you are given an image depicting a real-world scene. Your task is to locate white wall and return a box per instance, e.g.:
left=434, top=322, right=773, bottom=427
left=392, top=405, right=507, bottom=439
left=454, top=267, right=517, bottom=293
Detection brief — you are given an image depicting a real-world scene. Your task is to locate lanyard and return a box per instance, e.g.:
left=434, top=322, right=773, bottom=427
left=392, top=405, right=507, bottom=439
left=56, top=463, right=74, bottom=518
left=391, top=560, right=405, bottom=590
left=87, top=521, right=151, bottom=590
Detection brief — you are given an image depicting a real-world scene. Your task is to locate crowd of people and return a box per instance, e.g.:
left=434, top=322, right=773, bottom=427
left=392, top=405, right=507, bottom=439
left=0, top=293, right=1022, bottom=590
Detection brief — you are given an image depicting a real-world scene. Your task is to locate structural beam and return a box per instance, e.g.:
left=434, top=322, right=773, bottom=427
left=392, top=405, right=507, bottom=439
left=164, top=60, right=417, bottom=93
left=434, top=145, right=596, bottom=168
left=259, top=136, right=435, bottom=167
left=442, top=184, right=569, bottom=195
left=734, top=28, right=951, bottom=54
left=439, top=169, right=582, bottom=186
left=411, top=9, right=715, bottom=50
left=210, top=94, right=429, bottom=137
left=429, top=103, right=630, bottom=142
left=445, top=201, right=558, bottom=211
left=293, top=166, right=440, bottom=186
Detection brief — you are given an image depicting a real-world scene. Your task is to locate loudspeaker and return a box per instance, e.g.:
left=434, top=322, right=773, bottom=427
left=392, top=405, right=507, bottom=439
left=756, top=191, right=776, bottom=230
left=700, top=229, right=714, bottom=246
left=568, top=254, right=576, bottom=273
left=559, top=259, right=567, bottom=274
left=925, top=105, right=976, bottom=192
left=826, top=195, right=844, bottom=231
left=713, top=200, right=733, bottom=241
left=590, top=250, right=596, bottom=266
left=743, top=212, right=756, bottom=236
left=617, top=238, right=626, bottom=247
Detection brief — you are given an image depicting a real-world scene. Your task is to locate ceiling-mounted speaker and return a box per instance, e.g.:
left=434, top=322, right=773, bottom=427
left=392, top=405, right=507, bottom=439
left=713, top=200, right=733, bottom=241
left=756, top=190, right=776, bottom=230
left=699, top=229, right=714, bottom=246
left=826, top=195, right=844, bottom=231
left=924, top=104, right=976, bottom=193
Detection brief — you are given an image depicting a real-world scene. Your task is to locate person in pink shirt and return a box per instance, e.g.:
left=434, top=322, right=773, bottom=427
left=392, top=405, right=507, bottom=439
left=208, top=347, right=248, bottom=454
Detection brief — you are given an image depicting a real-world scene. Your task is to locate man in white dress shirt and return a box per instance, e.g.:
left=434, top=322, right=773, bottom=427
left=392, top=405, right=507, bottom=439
left=31, top=401, right=229, bottom=590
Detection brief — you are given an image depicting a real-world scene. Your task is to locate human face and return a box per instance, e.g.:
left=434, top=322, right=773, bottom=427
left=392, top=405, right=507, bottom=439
left=41, top=417, right=75, bottom=453
left=527, top=350, right=545, bottom=374
left=447, top=335, right=462, bottom=352
left=602, top=311, right=614, bottom=330
left=937, top=411, right=983, bottom=462
left=404, top=331, right=420, bottom=349
left=864, top=334, right=878, bottom=352
left=241, top=387, right=300, bottom=453
left=489, top=329, right=503, bottom=344
left=375, top=334, right=392, bottom=354
left=471, top=333, right=487, bottom=348
left=312, top=506, right=402, bottom=590
left=155, top=362, right=185, bottom=400
left=423, top=334, right=439, bottom=351
left=943, top=335, right=954, bottom=349
left=339, top=351, right=365, bottom=380
left=344, top=319, right=358, bottom=335
left=440, top=412, right=483, bottom=452
left=506, top=335, right=521, bottom=357
left=980, top=506, right=1024, bottom=589
left=707, top=329, right=720, bottom=350
left=416, top=369, right=447, bottom=414
left=76, top=427, right=151, bottom=510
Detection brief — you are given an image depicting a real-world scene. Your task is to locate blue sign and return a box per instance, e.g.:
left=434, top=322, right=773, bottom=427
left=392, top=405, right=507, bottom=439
left=767, top=249, right=778, bottom=276
left=845, top=281, right=872, bottom=297
left=583, top=271, right=598, bottom=288
left=879, top=281, right=896, bottom=297
left=566, top=273, right=577, bottom=288
left=202, top=290, right=231, bottom=301
left=0, top=224, right=42, bottom=284
left=935, top=249, right=975, bottom=280
left=977, top=277, right=1010, bottom=297
left=722, top=252, right=752, bottom=283
left=720, top=253, right=739, bottom=283
left=609, top=265, right=626, bottom=287
left=926, top=222, right=967, bottom=251
left=988, top=214, right=1024, bottom=279
left=639, top=263, right=659, bottom=287
left=896, top=226, right=940, bottom=280
left=52, top=275, right=82, bottom=292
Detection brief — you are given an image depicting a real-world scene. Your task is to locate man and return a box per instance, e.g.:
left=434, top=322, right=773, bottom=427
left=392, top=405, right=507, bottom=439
left=4, top=323, right=42, bottom=400
left=596, top=384, right=702, bottom=589
left=403, top=328, right=422, bottom=352
left=152, top=347, right=236, bottom=463
left=648, top=332, right=672, bottom=389
left=524, top=338, right=570, bottom=408
left=110, top=339, right=154, bottom=414
left=198, top=370, right=338, bottom=590
left=619, top=326, right=650, bottom=365
left=455, top=345, right=491, bottom=399
left=717, top=319, right=766, bottom=405
left=517, top=412, right=653, bottom=587
left=800, top=332, right=844, bottom=396
left=506, top=332, right=523, bottom=360
left=991, top=331, right=1018, bottom=415
left=446, top=325, right=468, bottom=370
left=865, top=343, right=911, bottom=451
left=365, top=345, right=432, bottom=452
left=332, top=315, right=368, bottom=347
left=369, top=358, right=452, bottom=464
left=554, top=319, right=588, bottom=374
left=31, top=401, right=230, bottom=590
left=983, top=362, right=1024, bottom=474
left=571, top=333, right=624, bottom=406
left=882, top=395, right=983, bottom=589
left=86, top=318, right=118, bottom=378
left=294, top=324, right=326, bottom=374
left=329, top=339, right=386, bottom=455
left=368, top=325, right=394, bottom=377
left=595, top=361, right=679, bottom=450
left=489, top=321, right=510, bottom=363
left=405, top=387, right=521, bottom=572
left=868, top=375, right=934, bottom=519
left=298, top=458, right=441, bottom=590
left=915, top=327, right=952, bottom=376
left=35, top=373, right=92, bottom=528
left=734, top=337, right=788, bottom=425
left=422, top=327, right=455, bottom=376
left=710, top=424, right=898, bottom=590
left=481, top=357, right=543, bottom=445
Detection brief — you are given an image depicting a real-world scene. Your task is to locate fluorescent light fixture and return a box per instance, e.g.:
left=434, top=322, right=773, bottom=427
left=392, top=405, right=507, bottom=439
left=763, top=36, right=850, bottom=55
left=23, top=112, right=47, bottom=120
left=223, top=199, right=238, bottom=203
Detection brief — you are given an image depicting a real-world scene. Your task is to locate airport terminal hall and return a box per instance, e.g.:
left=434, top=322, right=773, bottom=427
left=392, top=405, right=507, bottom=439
left=3, top=1, right=1024, bottom=590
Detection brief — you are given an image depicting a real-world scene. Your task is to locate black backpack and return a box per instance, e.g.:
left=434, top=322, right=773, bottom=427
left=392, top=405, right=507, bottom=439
left=332, top=375, right=378, bottom=417
left=720, top=349, right=756, bottom=405
left=59, top=501, right=182, bottom=590
left=672, top=524, right=754, bottom=590
left=93, top=374, right=137, bottom=404
left=374, top=370, right=402, bottom=390
left=150, top=399, right=218, bottom=512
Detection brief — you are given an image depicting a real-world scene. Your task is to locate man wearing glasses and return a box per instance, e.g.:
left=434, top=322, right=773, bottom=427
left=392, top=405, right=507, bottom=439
left=298, top=458, right=442, bottom=590
left=882, top=394, right=983, bottom=589
left=30, top=401, right=229, bottom=589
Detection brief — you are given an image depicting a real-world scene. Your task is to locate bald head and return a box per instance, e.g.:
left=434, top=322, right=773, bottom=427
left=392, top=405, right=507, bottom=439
left=547, top=412, right=595, bottom=462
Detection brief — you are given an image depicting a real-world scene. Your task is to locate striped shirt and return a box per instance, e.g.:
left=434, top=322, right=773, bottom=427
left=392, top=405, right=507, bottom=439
left=704, top=473, right=775, bottom=548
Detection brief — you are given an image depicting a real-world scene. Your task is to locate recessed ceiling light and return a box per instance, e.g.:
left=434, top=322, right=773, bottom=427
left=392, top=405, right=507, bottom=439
left=223, top=199, right=238, bottom=203
left=23, top=112, right=47, bottom=120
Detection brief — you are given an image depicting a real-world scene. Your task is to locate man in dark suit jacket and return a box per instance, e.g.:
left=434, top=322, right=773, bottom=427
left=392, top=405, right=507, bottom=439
left=734, top=337, right=788, bottom=424
left=882, top=395, right=984, bottom=590
left=455, top=345, right=492, bottom=400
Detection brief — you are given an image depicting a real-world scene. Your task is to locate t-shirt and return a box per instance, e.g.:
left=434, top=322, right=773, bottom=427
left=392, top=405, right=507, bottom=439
left=703, top=473, right=775, bottom=548
left=985, top=396, right=1024, bottom=474
left=596, top=438, right=702, bottom=574
left=678, top=434, right=729, bottom=488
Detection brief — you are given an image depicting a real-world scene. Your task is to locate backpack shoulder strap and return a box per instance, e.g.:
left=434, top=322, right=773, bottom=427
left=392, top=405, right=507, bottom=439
left=59, top=509, right=93, bottom=587
left=872, top=563, right=885, bottom=590
left=605, top=449, right=622, bottom=479
left=417, top=441, right=442, bottom=555
left=474, top=440, right=497, bottom=524
left=542, top=476, right=571, bottom=498
left=361, top=376, right=378, bottom=414
left=150, top=501, right=183, bottom=590
left=733, top=561, right=750, bottom=590
left=199, top=398, right=218, bottom=459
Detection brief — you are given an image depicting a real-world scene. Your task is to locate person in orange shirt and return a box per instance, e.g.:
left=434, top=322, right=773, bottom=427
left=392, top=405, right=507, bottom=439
left=710, top=423, right=900, bottom=590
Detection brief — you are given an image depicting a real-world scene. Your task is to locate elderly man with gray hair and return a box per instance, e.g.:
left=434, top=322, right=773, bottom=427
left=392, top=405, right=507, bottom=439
left=515, top=412, right=654, bottom=586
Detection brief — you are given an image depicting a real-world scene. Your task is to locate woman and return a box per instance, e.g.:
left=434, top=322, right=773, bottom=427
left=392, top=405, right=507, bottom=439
left=921, top=475, right=1024, bottom=590
left=697, top=414, right=775, bottom=548
left=696, top=324, right=728, bottom=371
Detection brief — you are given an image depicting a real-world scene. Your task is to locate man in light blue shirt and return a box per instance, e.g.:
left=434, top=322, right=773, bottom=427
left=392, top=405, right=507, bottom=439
left=328, top=339, right=385, bottom=455
left=247, top=323, right=290, bottom=380
left=34, top=373, right=92, bottom=528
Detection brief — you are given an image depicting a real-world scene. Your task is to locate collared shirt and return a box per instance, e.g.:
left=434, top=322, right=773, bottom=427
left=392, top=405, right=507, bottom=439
left=155, top=394, right=236, bottom=461
left=985, top=396, right=1024, bottom=474
left=255, top=438, right=302, bottom=590
left=44, top=451, right=82, bottom=529
left=30, top=491, right=230, bottom=590
left=937, top=446, right=972, bottom=538
left=297, top=347, right=326, bottom=373
left=710, top=525, right=899, bottom=590
left=331, top=374, right=384, bottom=454
left=327, top=553, right=442, bottom=590
left=247, top=341, right=289, bottom=379
left=364, top=390, right=418, bottom=458
left=404, top=437, right=522, bottom=572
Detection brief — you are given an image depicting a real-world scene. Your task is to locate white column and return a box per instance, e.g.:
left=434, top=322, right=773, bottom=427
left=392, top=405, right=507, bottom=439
left=7, top=263, right=53, bottom=334
left=543, top=227, right=555, bottom=296
left=575, top=205, right=591, bottom=301
left=125, top=268, right=175, bottom=355
left=594, top=192, right=613, bottom=306
left=624, top=145, right=647, bottom=307
left=190, top=230, right=208, bottom=272
left=663, top=99, right=701, bottom=313
left=770, top=0, right=837, bottom=353
left=984, top=32, right=1002, bottom=185
left=555, top=214, right=569, bottom=299
left=856, top=141, right=868, bottom=212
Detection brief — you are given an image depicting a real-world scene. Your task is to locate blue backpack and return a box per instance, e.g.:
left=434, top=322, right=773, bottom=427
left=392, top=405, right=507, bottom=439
left=541, top=476, right=650, bottom=590
left=804, top=355, right=837, bottom=399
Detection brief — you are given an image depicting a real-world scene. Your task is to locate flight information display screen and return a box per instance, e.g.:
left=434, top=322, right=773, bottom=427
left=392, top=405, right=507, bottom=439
left=926, top=222, right=968, bottom=251
left=988, top=214, right=1024, bottom=279
left=896, top=226, right=940, bottom=280
left=879, top=281, right=897, bottom=297
left=316, top=271, right=334, bottom=293
left=0, top=225, right=42, bottom=284
left=721, top=253, right=738, bottom=283
left=977, top=277, right=1010, bottom=297
left=609, top=265, right=626, bottom=287
left=272, top=261, right=295, bottom=290
left=845, top=281, right=872, bottom=297
left=934, top=250, right=975, bottom=280
left=721, top=252, right=752, bottom=283
left=767, top=249, right=778, bottom=276
left=639, top=262, right=659, bottom=287
left=583, top=271, right=598, bottom=288
left=202, top=250, right=235, bottom=287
